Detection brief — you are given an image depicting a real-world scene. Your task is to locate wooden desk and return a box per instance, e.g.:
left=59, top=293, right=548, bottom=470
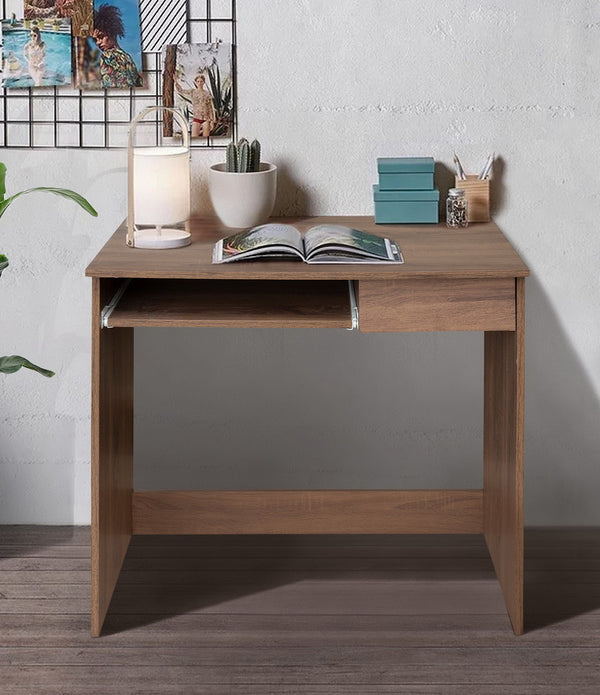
left=86, top=216, right=529, bottom=636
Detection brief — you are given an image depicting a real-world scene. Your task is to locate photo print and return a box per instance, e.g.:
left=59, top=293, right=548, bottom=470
left=1, top=17, right=72, bottom=88
left=76, top=0, right=143, bottom=89
left=162, top=42, right=233, bottom=139
left=24, top=0, right=93, bottom=38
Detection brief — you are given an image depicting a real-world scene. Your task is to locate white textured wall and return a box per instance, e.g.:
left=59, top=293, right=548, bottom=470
left=1, top=1, right=599, bottom=524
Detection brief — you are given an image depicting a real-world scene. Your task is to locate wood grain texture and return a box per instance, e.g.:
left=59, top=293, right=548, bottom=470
left=483, top=277, right=525, bottom=635
left=131, top=490, right=484, bottom=535
left=359, top=277, right=515, bottom=332
left=106, top=279, right=352, bottom=328
left=87, top=216, right=529, bottom=637
left=456, top=175, right=490, bottom=222
left=91, top=278, right=134, bottom=638
left=85, top=217, right=530, bottom=281
left=5, top=526, right=600, bottom=693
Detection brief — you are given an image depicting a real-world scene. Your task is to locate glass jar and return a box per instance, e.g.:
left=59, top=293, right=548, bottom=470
left=446, top=188, right=468, bottom=228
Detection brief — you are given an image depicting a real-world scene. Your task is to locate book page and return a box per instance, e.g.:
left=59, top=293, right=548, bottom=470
left=304, top=224, right=393, bottom=260
left=220, top=223, right=303, bottom=261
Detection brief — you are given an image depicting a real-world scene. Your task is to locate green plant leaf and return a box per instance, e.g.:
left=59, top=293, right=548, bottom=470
left=0, top=355, right=54, bottom=377
left=0, top=254, right=7, bottom=277
left=0, top=187, right=98, bottom=220
left=0, top=163, right=6, bottom=202
left=206, top=65, right=218, bottom=107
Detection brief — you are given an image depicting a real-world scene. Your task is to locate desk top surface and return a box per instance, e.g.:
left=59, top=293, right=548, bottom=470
left=85, top=216, right=529, bottom=280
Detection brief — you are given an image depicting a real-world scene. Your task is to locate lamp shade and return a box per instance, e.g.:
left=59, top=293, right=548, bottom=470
left=133, top=146, right=190, bottom=226
left=127, top=106, right=191, bottom=249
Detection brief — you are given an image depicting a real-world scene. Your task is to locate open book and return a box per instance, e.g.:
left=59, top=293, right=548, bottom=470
left=212, top=223, right=404, bottom=264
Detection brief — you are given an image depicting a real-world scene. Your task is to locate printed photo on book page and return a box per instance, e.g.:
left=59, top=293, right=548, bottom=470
left=304, top=224, right=393, bottom=258
left=221, top=224, right=303, bottom=259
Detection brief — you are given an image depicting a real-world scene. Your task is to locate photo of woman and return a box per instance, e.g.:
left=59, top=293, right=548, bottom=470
left=175, top=72, right=216, bottom=138
left=74, top=0, right=142, bottom=89
left=1, top=18, right=72, bottom=89
left=23, top=27, right=45, bottom=86
left=162, top=42, right=233, bottom=139
left=91, top=2, right=142, bottom=88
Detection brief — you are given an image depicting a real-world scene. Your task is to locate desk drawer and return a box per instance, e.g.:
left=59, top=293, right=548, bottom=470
left=358, top=278, right=516, bottom=332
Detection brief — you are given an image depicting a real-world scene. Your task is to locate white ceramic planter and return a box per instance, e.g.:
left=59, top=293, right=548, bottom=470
left=208, top=162, right=277, bottom=228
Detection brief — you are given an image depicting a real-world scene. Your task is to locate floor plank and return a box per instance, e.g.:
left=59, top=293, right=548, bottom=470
left=1, top=663, right=599, bottom=688
left=1, top=526, right=600, bottom=693
left=3, top=645, right=600, bottom=667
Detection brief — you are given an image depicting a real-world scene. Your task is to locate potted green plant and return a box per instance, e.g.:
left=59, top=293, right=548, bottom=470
left=0, top=162, right=98, bottom=377
left=208, top=138, right=277, bottom=228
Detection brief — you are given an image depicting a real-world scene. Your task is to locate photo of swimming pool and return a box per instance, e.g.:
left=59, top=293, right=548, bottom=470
left=2, top=21, right=72, bottom=88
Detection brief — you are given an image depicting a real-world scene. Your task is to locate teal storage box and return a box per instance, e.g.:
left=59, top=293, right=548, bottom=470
left=377, top=157, right=435, bottom=191
left=373, top=185, right=439, bottom=224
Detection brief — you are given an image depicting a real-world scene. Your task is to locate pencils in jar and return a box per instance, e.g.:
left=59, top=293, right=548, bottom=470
left=478, top=153, right=494, bottom=180
left=453, top=152, right=467, bottom=180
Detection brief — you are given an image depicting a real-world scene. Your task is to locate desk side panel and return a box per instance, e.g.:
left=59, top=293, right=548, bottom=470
left=483, top=277, right=525, bottom=635
left=91, top=278, right=134, bottom=637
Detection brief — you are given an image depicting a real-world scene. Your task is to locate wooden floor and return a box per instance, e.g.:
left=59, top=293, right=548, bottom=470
left=1, top=527, right=599, bottom=693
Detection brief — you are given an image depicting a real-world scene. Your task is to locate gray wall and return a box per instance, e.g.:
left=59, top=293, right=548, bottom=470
left=1, top=1, right=599, bottom=524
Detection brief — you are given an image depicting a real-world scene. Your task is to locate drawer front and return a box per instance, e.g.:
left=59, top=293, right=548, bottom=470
left=358, top=278, right=516, bottom=332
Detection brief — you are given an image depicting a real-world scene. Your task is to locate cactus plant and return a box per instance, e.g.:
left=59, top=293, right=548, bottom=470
left=225, top=138, right=262, bottom=173
left=225, top=141, right=237, bottom=172
left=249, top=139, right=261, bottom=172
left=238, top=140, right=249, bottom=172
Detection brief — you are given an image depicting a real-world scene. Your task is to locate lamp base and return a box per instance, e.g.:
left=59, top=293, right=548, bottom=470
left=134, top=227, right=191, bottom=249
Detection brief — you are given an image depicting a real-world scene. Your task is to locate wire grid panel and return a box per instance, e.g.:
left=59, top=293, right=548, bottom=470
left=0, top=0, right=236, bottom=149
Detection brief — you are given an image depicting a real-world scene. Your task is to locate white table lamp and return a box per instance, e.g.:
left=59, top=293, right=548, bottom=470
left=127, top=106, right=191, bottom=249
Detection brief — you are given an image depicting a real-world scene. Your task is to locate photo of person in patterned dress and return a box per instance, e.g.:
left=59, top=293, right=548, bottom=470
left=175, top=72, right=216, bottom=137
left=92, top=2, right=142, bottom=88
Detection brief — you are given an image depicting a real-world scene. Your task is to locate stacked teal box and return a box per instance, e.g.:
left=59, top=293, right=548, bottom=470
left=373, top=186, right=440, bottom=224
left=378, top=157, right=434, bottom=190
left=374, top=157, right=439, bottom=224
